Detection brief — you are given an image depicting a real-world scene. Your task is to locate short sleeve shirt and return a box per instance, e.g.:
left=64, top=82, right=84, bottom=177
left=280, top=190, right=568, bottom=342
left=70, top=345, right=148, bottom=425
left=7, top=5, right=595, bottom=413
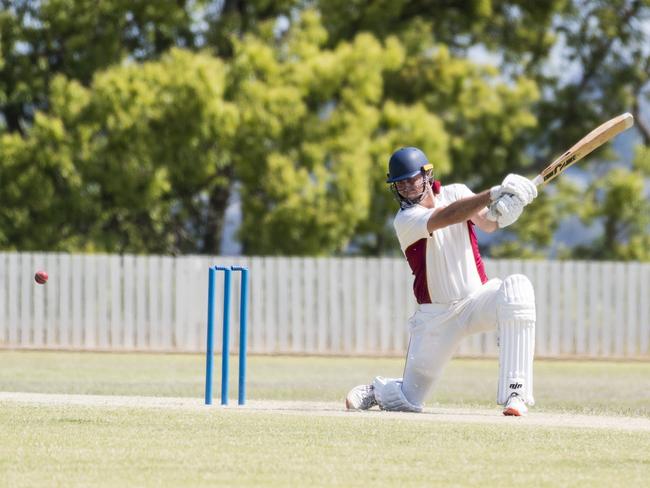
left=393, top=184, right=487, bottom=304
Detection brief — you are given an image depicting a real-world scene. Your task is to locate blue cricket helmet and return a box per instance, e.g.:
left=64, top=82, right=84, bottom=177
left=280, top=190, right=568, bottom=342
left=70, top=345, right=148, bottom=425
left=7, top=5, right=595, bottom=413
left=386, top=147, right=433, bottom=183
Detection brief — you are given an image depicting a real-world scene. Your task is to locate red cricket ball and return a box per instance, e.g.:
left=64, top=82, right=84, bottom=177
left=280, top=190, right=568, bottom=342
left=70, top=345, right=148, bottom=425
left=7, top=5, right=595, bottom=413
left=35, top=270, right=48, bottom=285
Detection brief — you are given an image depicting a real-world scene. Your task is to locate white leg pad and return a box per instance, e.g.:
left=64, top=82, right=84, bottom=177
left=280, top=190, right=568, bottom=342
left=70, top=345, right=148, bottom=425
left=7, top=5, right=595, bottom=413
left=372, top=376, right=423, bottom=413
left=497, top=274, right=536, bottom=405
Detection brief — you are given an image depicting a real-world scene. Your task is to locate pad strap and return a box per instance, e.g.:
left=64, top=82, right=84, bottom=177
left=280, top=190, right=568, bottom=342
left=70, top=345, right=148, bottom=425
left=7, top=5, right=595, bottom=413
left=373, top=377, right=423, bottom=413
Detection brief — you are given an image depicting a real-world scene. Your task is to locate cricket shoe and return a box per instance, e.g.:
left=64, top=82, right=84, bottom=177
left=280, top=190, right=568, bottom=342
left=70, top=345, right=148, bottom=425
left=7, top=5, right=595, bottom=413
left=345, top=384, right=377, bottom=410
left=503, top=393, right=528, bottom=417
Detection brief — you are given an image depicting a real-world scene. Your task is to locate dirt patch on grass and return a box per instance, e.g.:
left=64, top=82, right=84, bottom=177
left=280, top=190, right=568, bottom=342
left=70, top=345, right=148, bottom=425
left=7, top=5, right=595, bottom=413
left=2, top=391, right=649, bottom=432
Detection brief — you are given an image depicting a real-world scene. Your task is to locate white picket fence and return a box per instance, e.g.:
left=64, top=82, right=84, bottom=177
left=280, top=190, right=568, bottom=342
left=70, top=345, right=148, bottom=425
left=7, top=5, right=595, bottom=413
left=0, top=252, right=649, bottom=358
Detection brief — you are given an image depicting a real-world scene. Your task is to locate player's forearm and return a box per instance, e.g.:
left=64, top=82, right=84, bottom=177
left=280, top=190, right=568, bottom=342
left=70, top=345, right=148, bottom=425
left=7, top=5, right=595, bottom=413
left=427, top=190, right=491, bottom=233
left=474, top=208, right=499, bottom=233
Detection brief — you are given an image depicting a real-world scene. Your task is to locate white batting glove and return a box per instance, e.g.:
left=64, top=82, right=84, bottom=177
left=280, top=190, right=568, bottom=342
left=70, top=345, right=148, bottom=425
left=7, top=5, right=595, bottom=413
left=488, top=194, right=524, bottom=228
left=489, top=185, right=503, bottom=202
left=499, top=174, right=537, bottom=205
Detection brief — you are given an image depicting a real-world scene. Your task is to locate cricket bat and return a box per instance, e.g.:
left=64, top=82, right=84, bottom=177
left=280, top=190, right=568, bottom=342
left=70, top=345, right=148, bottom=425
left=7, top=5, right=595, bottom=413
left=531, top=112, right=635, bottom=187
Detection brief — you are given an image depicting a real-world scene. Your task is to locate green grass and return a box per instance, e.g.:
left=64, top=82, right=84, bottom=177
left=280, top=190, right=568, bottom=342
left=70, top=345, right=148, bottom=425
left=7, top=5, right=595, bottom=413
left=2, top=351, right=650, bottom=487
left=1, top=351, right=649, bottom=416
left=1, top=402, right=649, bottom=487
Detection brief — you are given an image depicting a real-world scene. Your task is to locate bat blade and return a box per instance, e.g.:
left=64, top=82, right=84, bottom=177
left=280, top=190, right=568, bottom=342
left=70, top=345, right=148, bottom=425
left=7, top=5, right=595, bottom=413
left=532, top=113, right=635, bottom=186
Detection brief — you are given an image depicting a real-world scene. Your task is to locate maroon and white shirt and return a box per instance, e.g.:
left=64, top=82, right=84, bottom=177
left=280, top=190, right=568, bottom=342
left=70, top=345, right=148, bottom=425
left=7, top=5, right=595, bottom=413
left=393, top=183, right=487, bottom=304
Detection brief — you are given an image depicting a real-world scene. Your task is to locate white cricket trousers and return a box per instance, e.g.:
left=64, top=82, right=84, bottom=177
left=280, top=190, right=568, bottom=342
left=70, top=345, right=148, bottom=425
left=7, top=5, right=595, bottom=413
left=401, top=276, right=535, bottom=407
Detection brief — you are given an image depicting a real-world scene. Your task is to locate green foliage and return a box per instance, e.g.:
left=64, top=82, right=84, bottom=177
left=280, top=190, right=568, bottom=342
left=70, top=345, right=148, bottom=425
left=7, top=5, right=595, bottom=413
left=83, top=48, right=239, bottom=253
left=0, top=0, right=207, bottom=138
left=317, top=0, right=649, bottom=259
left=1, top=48, right=238, bottom=253
left=0, top=1, right=648, bottom=257
left=0, top=113, right=85, bottom=249
left=491, top=178, right=585, bottom=258
left=318, top=0, right=566, bottom=62
left=489, top=192, right=556, bottom=259
left=532, top=0, right=650, bottom=154
left=357, top=101, right=450, bottom=254
left=570, top=148, right=650, bottom=261
left=634, top=144, right=650, bottom=174
left=203, top=0, right=299, bottom=57
left=231, top=14, right=397, bottom=254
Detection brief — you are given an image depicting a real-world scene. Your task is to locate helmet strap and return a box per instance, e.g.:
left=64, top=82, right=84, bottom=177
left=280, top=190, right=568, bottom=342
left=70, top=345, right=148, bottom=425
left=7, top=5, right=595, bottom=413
left=392, top=170, right=437, bottom=209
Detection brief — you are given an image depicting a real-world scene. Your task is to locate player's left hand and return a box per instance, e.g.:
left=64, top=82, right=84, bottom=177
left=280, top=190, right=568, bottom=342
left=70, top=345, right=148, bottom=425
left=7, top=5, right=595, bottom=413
left=487, top=194, right=524, bottom=228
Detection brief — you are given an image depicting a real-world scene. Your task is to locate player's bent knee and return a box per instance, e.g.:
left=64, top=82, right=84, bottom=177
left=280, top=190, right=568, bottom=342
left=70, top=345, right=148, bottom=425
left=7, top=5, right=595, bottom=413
left=497, top=274, right=535, bottom=322
left=372, top=376, right=422, bottom=413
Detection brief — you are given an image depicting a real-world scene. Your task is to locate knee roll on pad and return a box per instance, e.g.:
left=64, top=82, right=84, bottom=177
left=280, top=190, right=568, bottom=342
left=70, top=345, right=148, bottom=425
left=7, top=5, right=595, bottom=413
left=497, top=274, right=536, bottom=406
left=497, top=274, right=535, bottom=322
left=372, top=376, right=423, bottom=413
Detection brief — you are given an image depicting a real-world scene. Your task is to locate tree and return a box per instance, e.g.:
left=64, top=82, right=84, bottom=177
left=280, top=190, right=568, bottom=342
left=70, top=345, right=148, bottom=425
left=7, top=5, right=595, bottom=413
left=229, top=11, right=407, bottom=254
left=355, top=19, right=540, bottom=254
left=0, top=0, right=200, bottom=134
left=224, top=10, right=538, bottom=255
left=572, top=145, right=650, bottom=260
left=318, top=0, right=650, bottom=259
left=2, top=1, right=648, bottom=258
left=0, top=111, right=86, bottom=250
left=203, top=0, right=299, bottom=57
left=0, top=49, right=238, bottom=253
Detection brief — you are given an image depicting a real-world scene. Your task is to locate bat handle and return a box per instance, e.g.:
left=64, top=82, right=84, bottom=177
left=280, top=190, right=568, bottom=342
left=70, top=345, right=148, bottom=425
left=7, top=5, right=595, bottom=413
left=531, top=174, right=543, bottom=187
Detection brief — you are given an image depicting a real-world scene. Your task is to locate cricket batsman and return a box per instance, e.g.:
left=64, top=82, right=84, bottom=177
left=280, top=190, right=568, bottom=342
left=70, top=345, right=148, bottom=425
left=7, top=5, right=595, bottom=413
left=346, top=147, right=538, bottom=416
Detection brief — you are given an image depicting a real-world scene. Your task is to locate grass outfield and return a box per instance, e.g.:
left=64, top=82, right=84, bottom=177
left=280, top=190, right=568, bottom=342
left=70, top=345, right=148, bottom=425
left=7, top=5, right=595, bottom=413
left=1, top=351, right=649, bottom=416
left=2, top=401, right=650, bottom=487
left=1, top=351, right=650, bottom=487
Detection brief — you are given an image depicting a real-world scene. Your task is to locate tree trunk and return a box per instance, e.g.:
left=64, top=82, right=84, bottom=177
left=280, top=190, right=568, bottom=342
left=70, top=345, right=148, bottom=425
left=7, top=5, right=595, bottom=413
left=202, top=185, right=231, bottom=255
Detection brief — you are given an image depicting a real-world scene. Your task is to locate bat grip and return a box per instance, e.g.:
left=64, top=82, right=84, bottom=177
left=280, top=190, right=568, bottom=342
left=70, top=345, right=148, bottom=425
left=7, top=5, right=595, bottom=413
left=531, top=174, right=543, bottom=187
